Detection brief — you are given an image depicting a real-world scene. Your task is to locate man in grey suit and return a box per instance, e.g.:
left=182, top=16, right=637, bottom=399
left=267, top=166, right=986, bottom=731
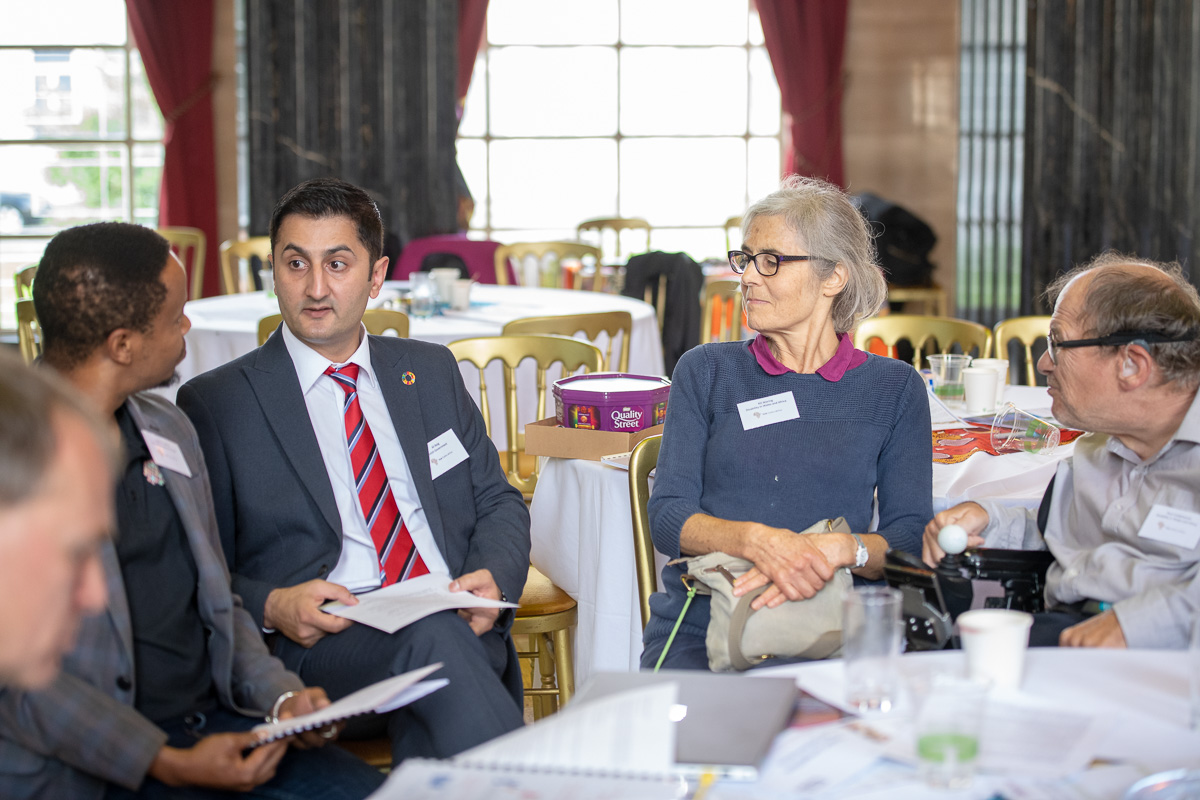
left=0, top=351, right=114, bottom=690
left=0, top=223, right=383, bottom=799
left=177, top=178, right=529, bottom=763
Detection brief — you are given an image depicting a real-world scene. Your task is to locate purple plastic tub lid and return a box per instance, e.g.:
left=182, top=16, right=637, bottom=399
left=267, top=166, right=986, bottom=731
left=552, top=372, right=671, bottom=405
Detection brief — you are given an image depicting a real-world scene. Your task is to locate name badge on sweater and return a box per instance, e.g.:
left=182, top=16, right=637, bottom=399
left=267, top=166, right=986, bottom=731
left=140, top=430, right=193, bottom=477
left=428, top=429, right=469, bottom=479
left=1137, top=504, right=1200, bottom=550
left=737, top=391, right=799, bottom=431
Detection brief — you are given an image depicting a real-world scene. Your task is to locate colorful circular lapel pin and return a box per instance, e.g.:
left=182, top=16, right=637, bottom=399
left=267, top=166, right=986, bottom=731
left=143, top=460, right=165, bottom=486
left=402, top=371, right=416, bottom=385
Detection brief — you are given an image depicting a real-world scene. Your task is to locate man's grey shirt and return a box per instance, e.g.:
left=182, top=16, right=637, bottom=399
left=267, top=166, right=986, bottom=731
left=981, top=389, right=1200, bottom=647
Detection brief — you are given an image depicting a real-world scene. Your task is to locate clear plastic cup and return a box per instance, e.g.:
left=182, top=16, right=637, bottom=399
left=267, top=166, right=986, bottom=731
left=842, top=587, right=902, bottom=714
left=990, top=403, right=1060, bottom=455
left=927, top=354, right=972, bottom=404
left=916, top=676, right=987, bottom=789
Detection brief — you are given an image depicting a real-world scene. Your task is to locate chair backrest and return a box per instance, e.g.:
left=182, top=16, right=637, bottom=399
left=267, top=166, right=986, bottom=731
left=501, top=311, right=632, bottom=372
left=993, top=315, right=1052, bottom=385
left=219, top=236, right=272, bottom=294
left=158, top=226, right=207, bottom=300
left=13, top=265, right=36, bottom=299
left=362, top=308, right=410, bottom=338
left=447, top=334, right=603, bottom=496
left=493, top=242, right=603, bottom=290
left=15, top=299, right=41, bottom=364
left=575, top=217, right=651, bottom=264
left=701, top=279, right=746, bottom=344
left=853, top=314, right=993, bottom=368
left=257, top=308, right=409, bottom=346
left=392, top=234, right=501, bottom=282
left=724, top=215, right=743, bottom=253
left=627, top=433, right=662, bottom=630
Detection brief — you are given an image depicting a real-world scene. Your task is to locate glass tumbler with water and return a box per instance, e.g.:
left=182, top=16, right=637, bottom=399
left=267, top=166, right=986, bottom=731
left=409, top=272, right=436, bottom=318
left=842, top=586, right=902, bottom=713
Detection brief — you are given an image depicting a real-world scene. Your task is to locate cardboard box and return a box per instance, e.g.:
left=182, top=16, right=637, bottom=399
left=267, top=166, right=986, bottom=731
left=524, top=417, right=664, bottom=461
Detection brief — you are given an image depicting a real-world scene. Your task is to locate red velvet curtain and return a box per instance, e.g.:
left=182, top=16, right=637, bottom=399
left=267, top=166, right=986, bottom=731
left=756, top=0, right=849, bottom=187
left=457, top=0, right=489, bottom=102
left=127, top=0, right=220, bottom=297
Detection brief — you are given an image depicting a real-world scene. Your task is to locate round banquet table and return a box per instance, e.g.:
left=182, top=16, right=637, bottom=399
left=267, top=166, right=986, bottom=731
left=530, top=384, right=1076, bottom=688
left=163, top=283, right=665, bottom=450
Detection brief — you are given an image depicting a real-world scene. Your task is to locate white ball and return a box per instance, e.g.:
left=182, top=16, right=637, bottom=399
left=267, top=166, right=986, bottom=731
left=938, top=523, right=969, bottom=555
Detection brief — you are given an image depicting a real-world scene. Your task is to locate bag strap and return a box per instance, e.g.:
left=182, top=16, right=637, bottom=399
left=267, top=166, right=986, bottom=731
left=727, top=586, right=768, bottom=671
left=653, top=575, right=698, bottom=672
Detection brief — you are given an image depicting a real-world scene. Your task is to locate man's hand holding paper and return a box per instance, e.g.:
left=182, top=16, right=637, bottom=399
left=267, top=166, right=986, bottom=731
left=321, top=572, right=517, bottom=635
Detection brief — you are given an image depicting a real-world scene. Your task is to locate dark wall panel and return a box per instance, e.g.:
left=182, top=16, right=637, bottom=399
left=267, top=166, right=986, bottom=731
left=246, top=0, right=458, bottom=248
left=1023, top=0, right=1200, bottom=313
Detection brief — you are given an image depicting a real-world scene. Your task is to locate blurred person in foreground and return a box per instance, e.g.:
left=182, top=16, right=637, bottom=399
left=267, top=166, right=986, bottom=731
left=0, top=351, right=113, bottom=689
left=640, top=176, right=933, bottom=670
left=925, top=253, right=1200, bottom=649
left=0, top=222, right=382, bottom=799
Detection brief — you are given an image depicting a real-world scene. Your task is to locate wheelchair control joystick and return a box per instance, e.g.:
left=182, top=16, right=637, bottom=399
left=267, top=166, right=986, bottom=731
left=934, top=524, right=973, bottom=620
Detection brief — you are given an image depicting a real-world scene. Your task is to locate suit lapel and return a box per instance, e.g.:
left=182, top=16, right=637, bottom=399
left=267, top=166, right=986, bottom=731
left=247, top=334, right=343, bottom=537
left=99, top=539, right=134, bottom=661
left=371, top=338, right=449, bottom=558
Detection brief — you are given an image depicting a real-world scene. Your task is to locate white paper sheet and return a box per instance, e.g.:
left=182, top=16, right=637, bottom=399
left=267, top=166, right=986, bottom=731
left=458, top=682, right=678, bottom=775
left=251, top=663, right=445, bottom=744
left=369, top=759, right=687, bottom=800
left=321, top=572, right=518, bottom=634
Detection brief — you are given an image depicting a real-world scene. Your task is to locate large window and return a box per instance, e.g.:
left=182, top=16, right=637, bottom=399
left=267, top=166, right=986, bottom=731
left=0, top=0, right=163, bottom=328
left=458, top=0, right=782, bottom=262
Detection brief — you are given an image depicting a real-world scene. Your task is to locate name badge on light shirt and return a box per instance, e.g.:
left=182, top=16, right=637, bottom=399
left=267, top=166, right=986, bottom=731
left=1136, top=503, right=1200, bottom=550
left=737, top=391, right=800, bottom=431
left=428, top=429, right=469, bottom=479
left=140, top=430, right=193, bottom=478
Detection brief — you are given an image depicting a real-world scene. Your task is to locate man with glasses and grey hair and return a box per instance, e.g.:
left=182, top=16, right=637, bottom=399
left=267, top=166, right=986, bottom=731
left=924, top=252, right=1200, bottom=649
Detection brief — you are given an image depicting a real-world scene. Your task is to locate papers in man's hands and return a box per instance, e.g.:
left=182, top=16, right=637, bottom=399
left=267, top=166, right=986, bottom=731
left=321, top=572, right=518, bottom=634
left=252, top=663, right=446, bottom=745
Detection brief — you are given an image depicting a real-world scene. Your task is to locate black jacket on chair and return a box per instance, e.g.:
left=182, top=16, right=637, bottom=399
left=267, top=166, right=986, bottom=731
left=621, top=251, right=703, bottom=376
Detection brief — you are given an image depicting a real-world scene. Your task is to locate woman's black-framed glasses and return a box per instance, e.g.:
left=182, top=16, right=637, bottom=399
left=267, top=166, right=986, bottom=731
left=727, top=250, right=825, bottom=277
left=1045, top=328, right=1200, bottom=364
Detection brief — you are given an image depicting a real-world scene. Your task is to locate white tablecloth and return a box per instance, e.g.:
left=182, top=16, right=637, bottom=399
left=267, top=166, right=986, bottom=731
left=166, top=284, right=665, bottom=449
left=530, top=385, right=1074, bottom=688
left=754, top=649, right=1200, bottom=797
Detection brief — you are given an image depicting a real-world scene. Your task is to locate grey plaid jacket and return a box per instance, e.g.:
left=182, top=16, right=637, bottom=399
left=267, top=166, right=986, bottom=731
left=0, top=392, right=304, bottom=799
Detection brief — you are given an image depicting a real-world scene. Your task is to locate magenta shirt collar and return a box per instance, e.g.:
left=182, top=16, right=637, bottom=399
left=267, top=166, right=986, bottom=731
left=749, top=332, right=867, bottom=381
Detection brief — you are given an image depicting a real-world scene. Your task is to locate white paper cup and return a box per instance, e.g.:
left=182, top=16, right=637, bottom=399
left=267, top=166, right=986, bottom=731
left=971, top=358, right=1009, bottom=407
left=962, top=367, right=999, bottom=414
left=957, top=609, right=1033, bottom=689
left=429, top=267, right=459, bottom=305
left=451, top=279, right=473, bottom=311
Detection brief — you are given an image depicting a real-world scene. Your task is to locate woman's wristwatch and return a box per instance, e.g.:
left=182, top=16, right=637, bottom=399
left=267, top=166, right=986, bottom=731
left=850, top=533, right=869, bottom=568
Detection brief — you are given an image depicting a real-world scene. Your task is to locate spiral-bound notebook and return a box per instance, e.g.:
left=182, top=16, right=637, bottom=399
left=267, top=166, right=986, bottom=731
left=251, top=662, right=446, bottom=745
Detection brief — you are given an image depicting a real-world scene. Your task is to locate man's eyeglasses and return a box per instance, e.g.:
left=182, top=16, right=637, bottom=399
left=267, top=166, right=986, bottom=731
left=1045, top=328, right=1200, bottom=364
left=728, top=250, right=826, bottom=277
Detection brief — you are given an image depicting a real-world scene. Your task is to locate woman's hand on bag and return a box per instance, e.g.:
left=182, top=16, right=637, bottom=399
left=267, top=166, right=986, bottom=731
left=734, top=528, right=847, bottom=610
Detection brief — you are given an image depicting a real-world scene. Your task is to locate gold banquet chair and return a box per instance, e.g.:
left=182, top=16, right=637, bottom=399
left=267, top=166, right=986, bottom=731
left=158, top=226, right=207, bottom=300
left=14, top=265, right=36, bottom=299
left=575, top=217, right=651, bottom=265
left=701, top=279, right=746, bottom=344
left=628, top=434, right=662, bottom=630
left=724, top=216, right=743, bottom=253
left=219, top=236, right=272, bottom=294
left=493, top=242, right=603, bottom=290
left=15, top=299, right=41, bottom=364
left=257, top=309, right=410, bottom=347
left=854, top=315, right=992, bottom=368
left=502, top=311, right=632, bottom=373
left=513, top=564, right=578, bottom=720
left=446, top=337, right=598, bottom=720
left=446, top=334, right=603, bottom=499
left=993, top=315, right=1052, bottom=385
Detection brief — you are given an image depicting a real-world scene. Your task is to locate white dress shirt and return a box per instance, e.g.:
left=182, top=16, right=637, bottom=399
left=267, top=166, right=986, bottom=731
left=980, top=389, right=1200, bottom=648
left=282, top=324, right=449, bottom=592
